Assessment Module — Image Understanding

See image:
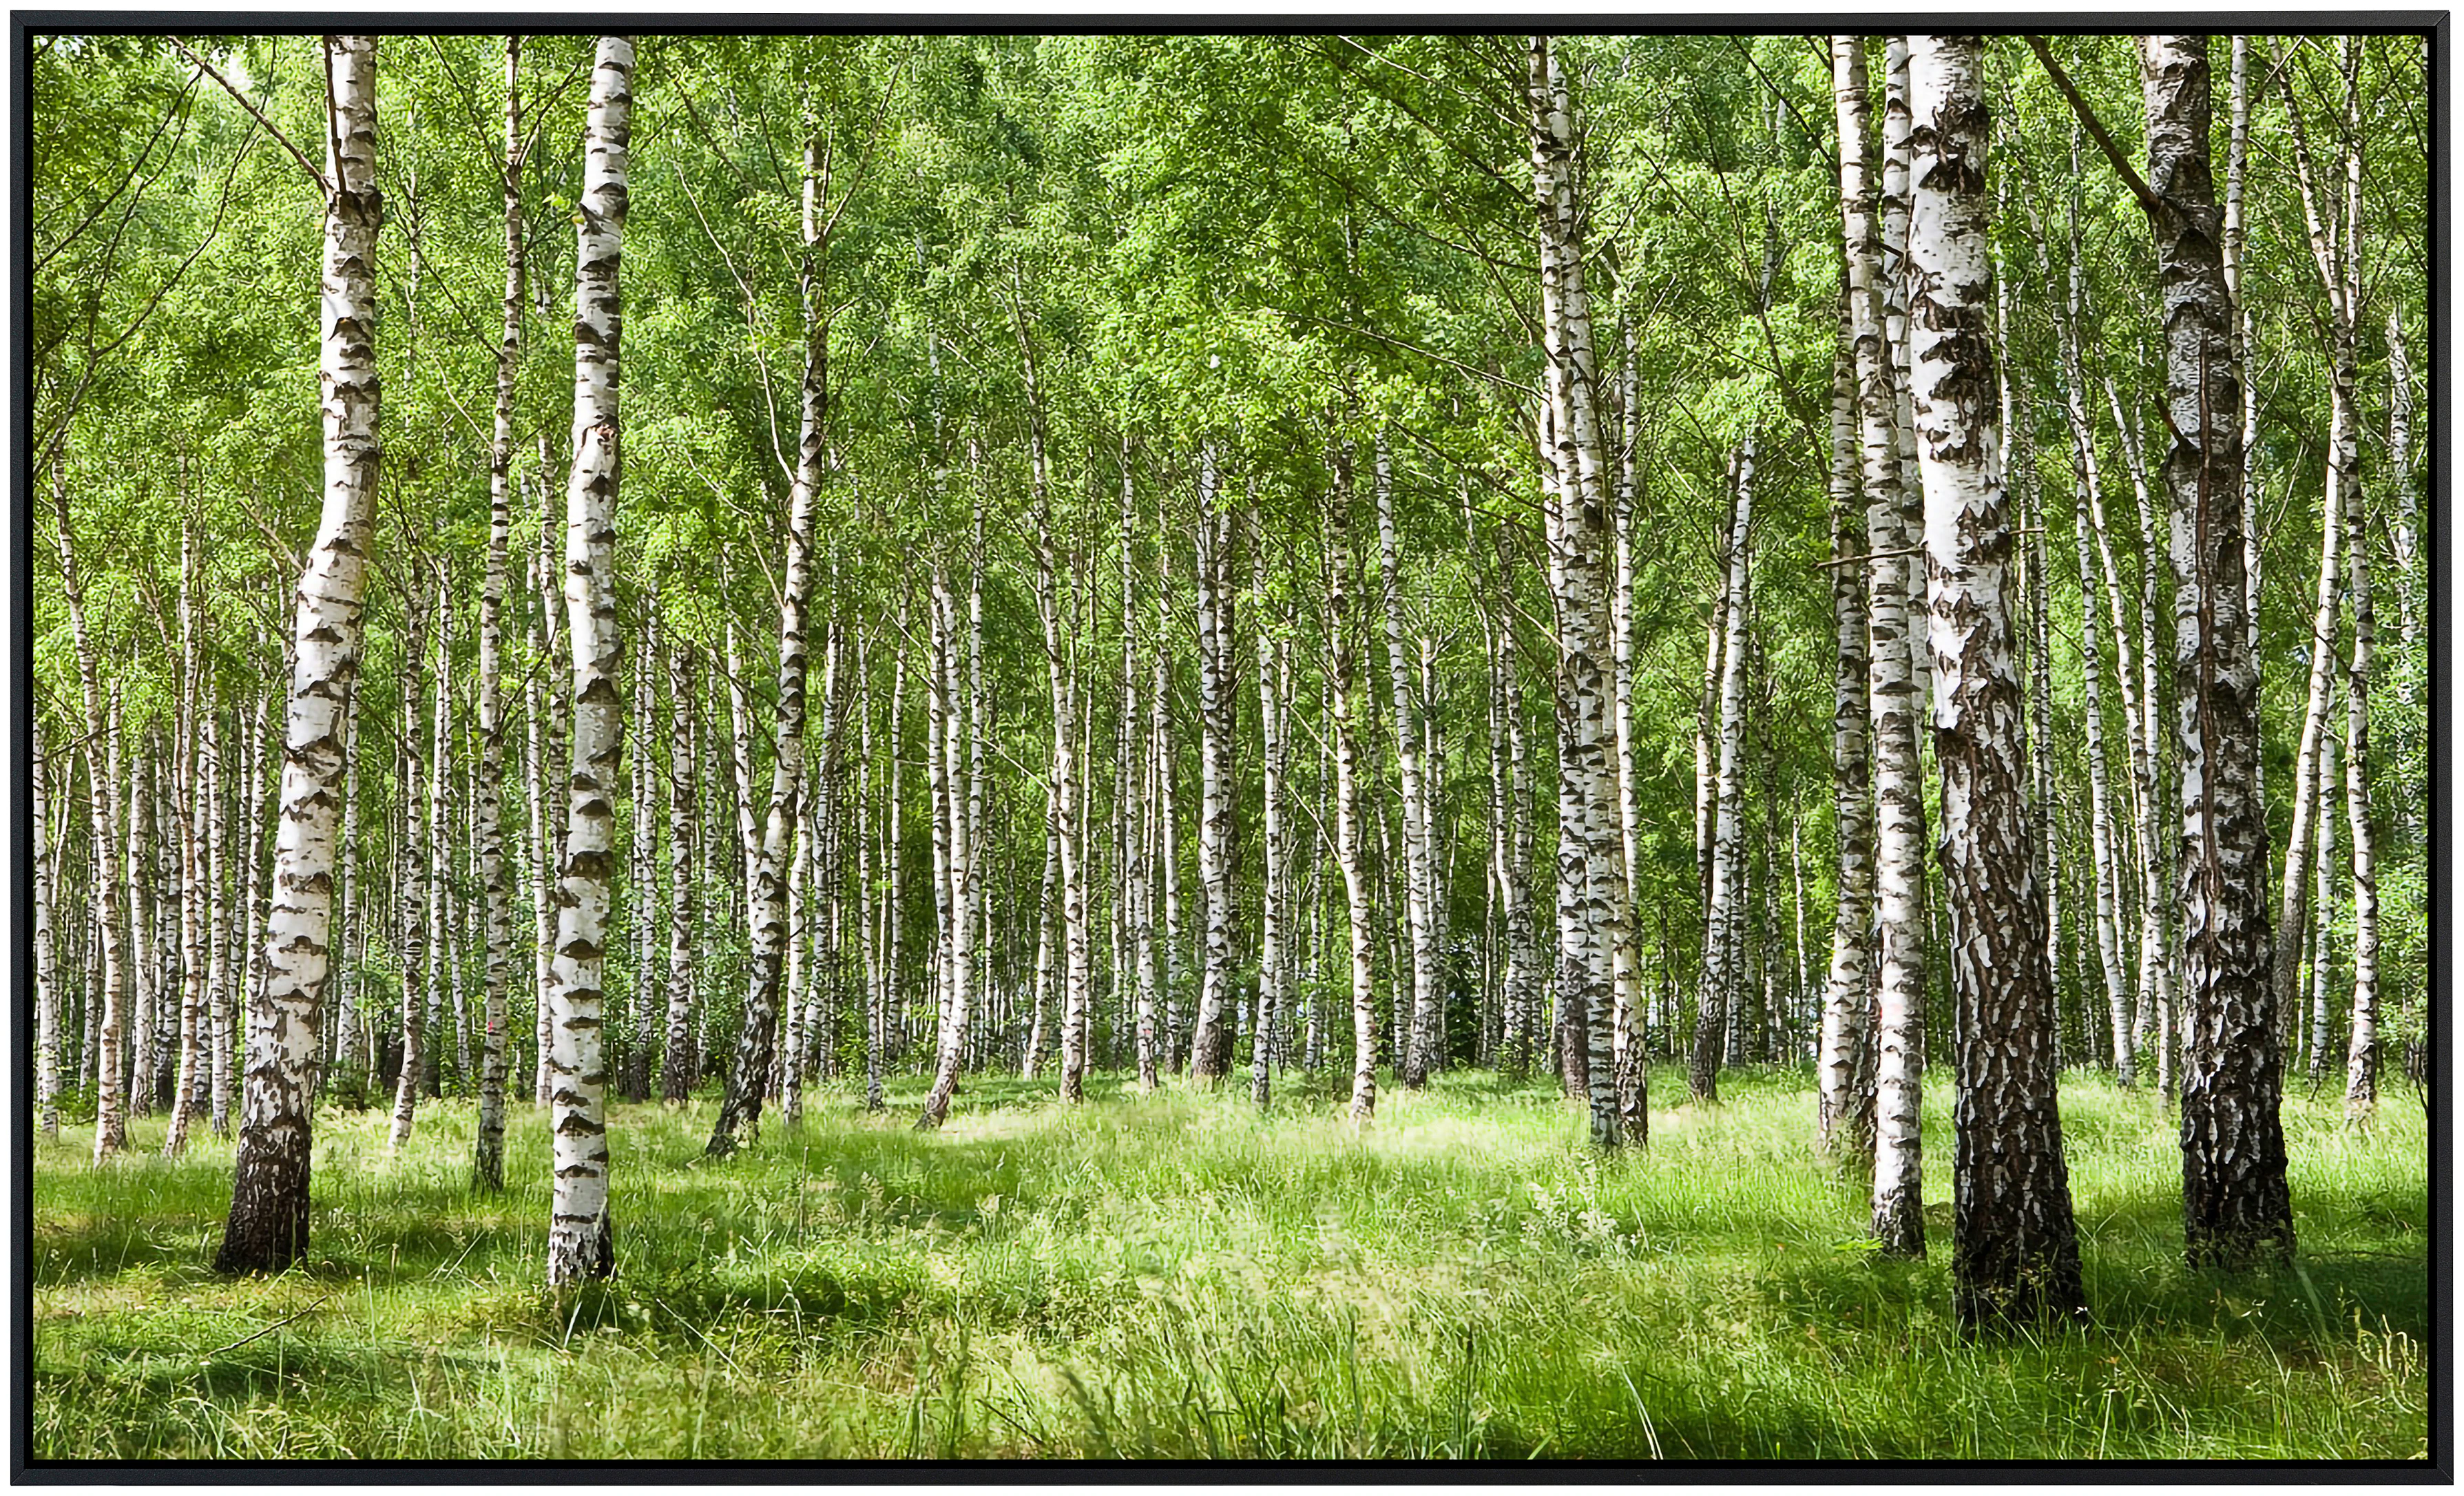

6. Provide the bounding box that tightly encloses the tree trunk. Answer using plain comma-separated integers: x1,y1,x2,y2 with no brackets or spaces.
2049,174,2138,1088
1530,34,1627,1150
1691,450,1752,1103
2098,377,2180,1100
2140,32,2293,1270
1375,435,1441,1088
1815,291,1875,1164
1835,33,1925,1254
388,595,432,1147
421,586,452,1102
2307,703,2341,1085
545,34,632,1287
470,32,522,1187
1190,446,1240,1085
214,34,382,1272
1252,537,1290,1110
709,113,829,1158
34,737,61,1137
1327,463,1378,1128
166,529,207,1156
664,641,700,1104
1907,34,2087,1329
920,561,979,1125
1121,446,1160,1093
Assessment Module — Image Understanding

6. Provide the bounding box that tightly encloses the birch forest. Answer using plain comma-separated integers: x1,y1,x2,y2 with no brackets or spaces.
27,29,2432,1464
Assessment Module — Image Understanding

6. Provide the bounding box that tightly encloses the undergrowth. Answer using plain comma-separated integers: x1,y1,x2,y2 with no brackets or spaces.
30,1065,2429,1461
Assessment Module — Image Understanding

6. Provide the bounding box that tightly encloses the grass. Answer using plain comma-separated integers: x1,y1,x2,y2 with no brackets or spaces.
30,1063,2429,1461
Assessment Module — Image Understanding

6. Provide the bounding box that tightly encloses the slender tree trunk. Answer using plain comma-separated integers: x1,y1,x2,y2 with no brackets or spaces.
1120,447,1160,1094
2053,180,2138,1086
2308,705,2341,1085
388,595,432,1147
470,32,522,1187
920,562,979,1125
1327,463,1378,1128
1253,539,1290,1110
1531,34,1627,1150
1153,521,1185,1068
545,34,632,1287
2139,32,2292,1269
1609,326,1647,1132
1190,447,1240,1085
1908,34,2086,1329
1816,295,1875,1163
34,738,61,1137
166,532,207,1156
1835,34,1925,1253
1691,451,1752,1103
2098,379,2180,1099
709,113,829,1158
1023,800,1059,1081
664,641,700,1103
215,34,381,1271
1375,435,1440,1088
421,587,452,1103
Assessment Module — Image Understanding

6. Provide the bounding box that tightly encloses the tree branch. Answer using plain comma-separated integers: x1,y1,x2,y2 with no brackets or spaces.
2023,35,2166,225
169,37,328,198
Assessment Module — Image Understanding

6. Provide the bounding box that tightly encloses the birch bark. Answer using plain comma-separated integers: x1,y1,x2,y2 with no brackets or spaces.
472,35,521,1185
1816,300,1875,1163
2141,32,2293,1269
1530,34,1627,1149
215,34,382,1271
1907,34,2086,1328
1835,33,1925,1251
1375,435,1440,1088
545,34,632,1286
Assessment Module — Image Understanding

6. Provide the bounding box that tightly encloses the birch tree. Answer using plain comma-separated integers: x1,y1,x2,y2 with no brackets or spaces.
1815,307,1875,1163
215,33,382,1274
545,33,632,1287
1529,33,1627,1150
2132,32,2293,1267
710,103,833,1157
1906,33,2085,1329
1834,32,1925,1252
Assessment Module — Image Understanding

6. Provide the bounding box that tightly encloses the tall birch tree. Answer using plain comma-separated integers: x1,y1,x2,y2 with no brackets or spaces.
215,33,382,1274
1906,33,2085,1329
544,33,632,1287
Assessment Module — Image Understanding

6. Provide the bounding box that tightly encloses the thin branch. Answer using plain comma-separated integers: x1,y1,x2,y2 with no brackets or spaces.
2023,36,2165,225
170,37,328,197
204,1296,332,1358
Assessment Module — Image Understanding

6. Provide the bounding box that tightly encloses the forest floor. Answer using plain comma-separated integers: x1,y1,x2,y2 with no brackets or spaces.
29,1063,2428,1462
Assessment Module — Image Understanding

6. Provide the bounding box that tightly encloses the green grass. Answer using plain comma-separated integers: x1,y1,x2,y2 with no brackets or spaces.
31,1065,2428,1460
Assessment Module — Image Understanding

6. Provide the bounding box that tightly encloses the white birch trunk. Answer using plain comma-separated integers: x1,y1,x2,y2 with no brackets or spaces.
545,34,631,1287
1530,34,1627,1150
472,32,522,1188
36,738,61,1136
1191,446,1240,1085
709,114,829,1156
1327,467,1378,1127
1815,290,1875,1163
1691,451,1751,1103
2142,33,2293,1268
215,34,381,1271
1835,33,1925,1251
1252,538,1289,1110
1907,34,2085,1327
1375,435,1440,1088
663,641,700,1103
